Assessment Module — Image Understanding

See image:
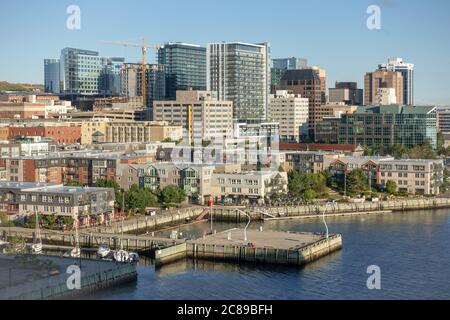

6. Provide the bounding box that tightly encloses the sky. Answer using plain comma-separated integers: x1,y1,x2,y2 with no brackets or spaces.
0,0,450,105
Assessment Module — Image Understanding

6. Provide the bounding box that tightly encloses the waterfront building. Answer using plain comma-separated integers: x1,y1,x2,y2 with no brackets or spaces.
364,69,403,106
325,156,443,195
378,57,414,105
328,82,363,105
336,105,438,149
378,159,443,195
158,43,207,100
116,163,215,204
268,90,309,142
153,90,233,143
207,42,270,123
275,67,327,140
210,170,288,205
280,151,342,174
0,182,115,222
44,59,60,94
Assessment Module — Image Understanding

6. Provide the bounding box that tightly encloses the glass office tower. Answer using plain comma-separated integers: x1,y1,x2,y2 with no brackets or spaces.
207,42,270,123
44,59,60,93
157,43,207,100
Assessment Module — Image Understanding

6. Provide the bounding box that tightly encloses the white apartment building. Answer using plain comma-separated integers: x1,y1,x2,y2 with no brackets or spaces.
153,90,233,143
211,170,288,205
269,90,308,142
378,159,443,195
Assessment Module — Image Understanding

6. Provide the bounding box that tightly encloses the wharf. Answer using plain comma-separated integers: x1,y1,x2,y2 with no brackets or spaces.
156,228,343,266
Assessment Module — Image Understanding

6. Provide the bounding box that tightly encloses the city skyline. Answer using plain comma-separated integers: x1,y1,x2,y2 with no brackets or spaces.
1,0,450,105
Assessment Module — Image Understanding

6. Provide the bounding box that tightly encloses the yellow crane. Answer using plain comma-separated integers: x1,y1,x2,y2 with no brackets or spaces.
98,39,161,107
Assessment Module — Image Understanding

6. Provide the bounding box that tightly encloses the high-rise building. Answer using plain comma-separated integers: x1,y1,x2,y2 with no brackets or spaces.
364,69,403,106
379,57,414,105
104,57,125,96
120,63,165,113
329,81,363,105
275,67,326,140
158,43,207,100
44,59,60,94
60,48,105,95
272,57,308,70
207,42,270,123
269,90,309,142
271,57,308,92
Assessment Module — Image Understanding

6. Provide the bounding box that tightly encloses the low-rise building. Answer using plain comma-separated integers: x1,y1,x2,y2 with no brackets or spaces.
0,182,115,224
210,170,288,205
280,151,342,174
153,90,233,143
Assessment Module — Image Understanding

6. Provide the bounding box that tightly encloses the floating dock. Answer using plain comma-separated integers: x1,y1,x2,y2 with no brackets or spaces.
155,229,343,267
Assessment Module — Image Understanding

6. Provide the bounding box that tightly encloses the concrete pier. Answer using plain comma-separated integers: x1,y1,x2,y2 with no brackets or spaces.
155,229,343,267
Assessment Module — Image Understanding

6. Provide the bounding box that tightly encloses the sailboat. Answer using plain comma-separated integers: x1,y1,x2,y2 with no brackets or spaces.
113,211,129,262
31,212,42,254
70,219,81,258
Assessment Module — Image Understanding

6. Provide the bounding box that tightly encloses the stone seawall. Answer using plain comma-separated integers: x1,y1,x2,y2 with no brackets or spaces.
210,198,450,222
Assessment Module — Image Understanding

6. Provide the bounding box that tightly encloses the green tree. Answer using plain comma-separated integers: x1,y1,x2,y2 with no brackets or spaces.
346,169,369,195
303,189,316,202
385,180,397,195
160,185,186,206
408,142,437,159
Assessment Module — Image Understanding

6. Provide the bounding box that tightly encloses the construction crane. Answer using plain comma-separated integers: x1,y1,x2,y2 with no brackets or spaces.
98,39,161,107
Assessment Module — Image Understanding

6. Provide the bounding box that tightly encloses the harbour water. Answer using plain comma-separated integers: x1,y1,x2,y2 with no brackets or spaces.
84,209,450,300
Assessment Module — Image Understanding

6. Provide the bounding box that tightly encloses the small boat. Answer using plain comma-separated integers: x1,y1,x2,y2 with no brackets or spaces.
70,247,81,258
31,243,43,254
114,249,129,263
32,212,43,254
97,243,111,258
128,252,139,263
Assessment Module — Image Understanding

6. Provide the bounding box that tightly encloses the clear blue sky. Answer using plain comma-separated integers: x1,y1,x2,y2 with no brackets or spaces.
1,0,450,105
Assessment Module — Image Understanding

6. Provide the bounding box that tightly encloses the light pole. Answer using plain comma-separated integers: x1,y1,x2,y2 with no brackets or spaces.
323,202,332,239
237,209,251,243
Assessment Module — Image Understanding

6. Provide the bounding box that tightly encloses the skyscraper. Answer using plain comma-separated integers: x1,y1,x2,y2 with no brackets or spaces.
271,57,308,92
157,43,207,100
104,57,125,96
379,57,414,105
59,48,123,96
207,42,270,123
44,59,60,94
364,69,403,106
275,67,326,140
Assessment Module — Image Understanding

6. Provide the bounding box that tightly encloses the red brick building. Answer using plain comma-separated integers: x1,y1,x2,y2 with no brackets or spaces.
8,125,81,144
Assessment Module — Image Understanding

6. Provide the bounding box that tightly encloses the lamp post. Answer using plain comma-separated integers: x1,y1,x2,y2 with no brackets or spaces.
237,209,251,243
